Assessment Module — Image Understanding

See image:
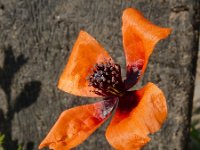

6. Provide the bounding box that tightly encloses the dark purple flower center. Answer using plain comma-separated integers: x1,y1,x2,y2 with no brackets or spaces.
88,60,124,97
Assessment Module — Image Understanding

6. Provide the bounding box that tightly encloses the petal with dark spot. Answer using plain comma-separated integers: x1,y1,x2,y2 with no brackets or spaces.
106,83,167,150
39,98,118,150
58,31,113,97
122,8,171,89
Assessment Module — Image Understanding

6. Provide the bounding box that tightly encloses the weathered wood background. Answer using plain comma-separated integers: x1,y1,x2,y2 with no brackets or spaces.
0,0,199,150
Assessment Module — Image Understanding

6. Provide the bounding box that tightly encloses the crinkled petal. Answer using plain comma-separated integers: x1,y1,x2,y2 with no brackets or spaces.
58,31,113,97
122,8,171,89
106,82,167,150
39,98,118,150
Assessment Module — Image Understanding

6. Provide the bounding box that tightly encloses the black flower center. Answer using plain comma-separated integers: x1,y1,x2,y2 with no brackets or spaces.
88,60,124,97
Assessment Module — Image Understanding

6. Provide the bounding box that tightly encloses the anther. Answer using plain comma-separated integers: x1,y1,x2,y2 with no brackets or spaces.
100,82,104,88
101,76,106,82
112,71,116,75
112,77,115,83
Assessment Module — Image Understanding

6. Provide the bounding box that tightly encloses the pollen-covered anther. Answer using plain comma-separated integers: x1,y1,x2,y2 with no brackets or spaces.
88,60,124,97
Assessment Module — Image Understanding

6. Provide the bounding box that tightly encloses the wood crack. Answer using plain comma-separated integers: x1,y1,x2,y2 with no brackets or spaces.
171,5,189,13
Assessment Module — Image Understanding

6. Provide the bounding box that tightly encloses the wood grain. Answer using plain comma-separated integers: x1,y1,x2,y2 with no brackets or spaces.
0,0,199,150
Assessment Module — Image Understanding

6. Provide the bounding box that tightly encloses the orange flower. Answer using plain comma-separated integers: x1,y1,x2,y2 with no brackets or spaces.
39,8,171,150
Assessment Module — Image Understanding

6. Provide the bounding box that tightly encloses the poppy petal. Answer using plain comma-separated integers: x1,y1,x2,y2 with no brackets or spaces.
39,98,118,150
122,8,171,89
105,82,167,150
58,31,113,97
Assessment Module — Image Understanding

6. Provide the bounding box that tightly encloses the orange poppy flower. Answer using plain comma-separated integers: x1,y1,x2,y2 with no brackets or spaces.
39,8,171,150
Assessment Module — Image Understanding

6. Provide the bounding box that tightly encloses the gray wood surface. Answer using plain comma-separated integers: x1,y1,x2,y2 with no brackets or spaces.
0,0,199,150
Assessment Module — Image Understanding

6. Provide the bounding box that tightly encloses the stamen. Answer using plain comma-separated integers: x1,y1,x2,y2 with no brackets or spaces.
88,59,124,97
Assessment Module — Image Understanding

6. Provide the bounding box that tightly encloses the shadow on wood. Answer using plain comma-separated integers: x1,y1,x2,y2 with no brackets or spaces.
0,47,41,150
